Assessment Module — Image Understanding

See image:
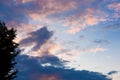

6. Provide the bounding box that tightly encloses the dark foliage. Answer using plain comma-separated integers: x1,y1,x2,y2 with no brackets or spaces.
0,21,20,80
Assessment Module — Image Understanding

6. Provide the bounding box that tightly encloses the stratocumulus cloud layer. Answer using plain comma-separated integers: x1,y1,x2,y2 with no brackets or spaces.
15,55,111,80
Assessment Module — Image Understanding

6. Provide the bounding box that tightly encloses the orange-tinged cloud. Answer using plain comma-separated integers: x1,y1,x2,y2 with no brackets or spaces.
64,8,107,34
85,16,98,26
26,0,78,20
39,74,61,80
29,13,40,20
14,0,78,21
31,41,61,57
17,23,36,33
16,23,41,43
86,8,94,13
11,0,108,35
48,44,60,54
14,36,21,43
67,26,84,34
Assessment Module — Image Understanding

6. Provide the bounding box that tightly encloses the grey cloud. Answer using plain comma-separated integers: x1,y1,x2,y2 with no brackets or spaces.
107,70,119,75
93,39,110,45
20,27,53,51
37,55,67,68
103,22,120,30
15,54,111,80
79,35,85,39
0,0,28,25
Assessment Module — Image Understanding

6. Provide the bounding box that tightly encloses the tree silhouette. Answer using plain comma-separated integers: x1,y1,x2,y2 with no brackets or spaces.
0,21,20,80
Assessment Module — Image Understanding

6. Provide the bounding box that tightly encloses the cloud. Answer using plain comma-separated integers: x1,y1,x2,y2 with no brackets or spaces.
0,0,78,30
93,39,110,45
108,3,120,11
32,41,61,56
0,0,114,35
14,0,78,19
37,55,67,68
80,47,106,53
15,0,33,4
58,47,106,56
15,54,111,80
103,22,120,30
79,35,86,40
107,70,120,80
107,70,118,75
108,2,120,19
0,0,28,24
28,13,41,20
20,27,53,51
38,74,61,80
64,8,107,34
55,47,107,63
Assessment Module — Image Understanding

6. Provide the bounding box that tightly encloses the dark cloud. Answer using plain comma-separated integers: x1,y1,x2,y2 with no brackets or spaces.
93,39,110,45
79,35,86,40
103,21,120,30
0,0,77,25
20,27,53,51
0,0,28,25
37,55,67,68
15,54,111,80
107,70,118,75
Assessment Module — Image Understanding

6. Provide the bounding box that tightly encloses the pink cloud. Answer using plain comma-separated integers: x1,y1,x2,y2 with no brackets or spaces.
31,41,61,57
67,26,84,34
64,8,108,34
38,74,61,80
108,3,120,11
84,16,99,26
28,13,40,20
25,0,78,20
13,0,78,22
108,2,120,18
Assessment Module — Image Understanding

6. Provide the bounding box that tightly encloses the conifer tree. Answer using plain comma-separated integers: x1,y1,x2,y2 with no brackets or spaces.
0,21,20,80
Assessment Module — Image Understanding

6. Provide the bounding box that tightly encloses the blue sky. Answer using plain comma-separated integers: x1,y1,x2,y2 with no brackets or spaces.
0,0,120,80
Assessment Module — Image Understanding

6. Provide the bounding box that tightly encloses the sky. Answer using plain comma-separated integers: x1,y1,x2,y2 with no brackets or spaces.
0,0,120,80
